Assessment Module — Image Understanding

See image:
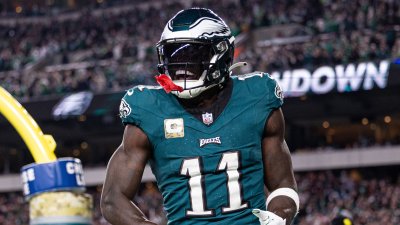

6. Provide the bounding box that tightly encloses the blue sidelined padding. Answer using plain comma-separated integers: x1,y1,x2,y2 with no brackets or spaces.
21,157,86,200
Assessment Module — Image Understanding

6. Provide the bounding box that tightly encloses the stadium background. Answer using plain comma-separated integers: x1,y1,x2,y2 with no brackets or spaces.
0,0,399,224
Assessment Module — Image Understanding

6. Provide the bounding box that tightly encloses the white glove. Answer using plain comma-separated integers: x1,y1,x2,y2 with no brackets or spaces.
252,209,286,225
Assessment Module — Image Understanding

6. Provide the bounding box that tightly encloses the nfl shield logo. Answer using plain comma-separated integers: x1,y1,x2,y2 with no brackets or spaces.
202,112,213,125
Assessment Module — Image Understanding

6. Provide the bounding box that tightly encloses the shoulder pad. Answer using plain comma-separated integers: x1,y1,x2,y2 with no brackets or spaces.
235,71,266,80
125,85,162,97
234,71,284,106
119,85,163,125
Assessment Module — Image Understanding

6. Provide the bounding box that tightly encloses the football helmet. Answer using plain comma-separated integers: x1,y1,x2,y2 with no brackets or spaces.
156,8,235,98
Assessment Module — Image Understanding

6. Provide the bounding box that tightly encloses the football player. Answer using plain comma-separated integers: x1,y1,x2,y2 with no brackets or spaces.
101,8,299,225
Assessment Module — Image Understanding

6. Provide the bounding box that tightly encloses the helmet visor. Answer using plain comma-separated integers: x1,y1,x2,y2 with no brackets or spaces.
159,42,214,80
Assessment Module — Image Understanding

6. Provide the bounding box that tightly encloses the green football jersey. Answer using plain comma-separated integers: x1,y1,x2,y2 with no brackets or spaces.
119,72,283,225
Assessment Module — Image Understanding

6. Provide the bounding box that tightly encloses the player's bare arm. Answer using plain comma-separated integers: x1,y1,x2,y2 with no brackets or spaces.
260,108,298,225
101,125,156,225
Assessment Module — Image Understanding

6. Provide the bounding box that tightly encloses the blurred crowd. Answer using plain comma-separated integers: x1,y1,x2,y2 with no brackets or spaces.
0,0,399,99
237,0,400,72
296,169,400,225
0,168,399,224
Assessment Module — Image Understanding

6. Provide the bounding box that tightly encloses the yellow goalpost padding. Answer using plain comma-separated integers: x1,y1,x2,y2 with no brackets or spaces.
0,86,57,163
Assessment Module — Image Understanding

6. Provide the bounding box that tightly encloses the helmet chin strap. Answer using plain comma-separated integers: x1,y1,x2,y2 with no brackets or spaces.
156,61,247,98
174,83,218,99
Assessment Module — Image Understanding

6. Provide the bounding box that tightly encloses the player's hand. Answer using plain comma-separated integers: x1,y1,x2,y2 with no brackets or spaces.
252,209,286,225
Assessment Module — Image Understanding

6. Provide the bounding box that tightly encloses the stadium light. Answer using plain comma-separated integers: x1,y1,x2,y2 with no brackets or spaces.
384,116,392,124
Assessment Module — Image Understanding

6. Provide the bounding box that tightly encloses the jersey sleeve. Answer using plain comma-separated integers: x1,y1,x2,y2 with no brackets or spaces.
119,88,141,126
262,72,284,109
246,72,283,134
